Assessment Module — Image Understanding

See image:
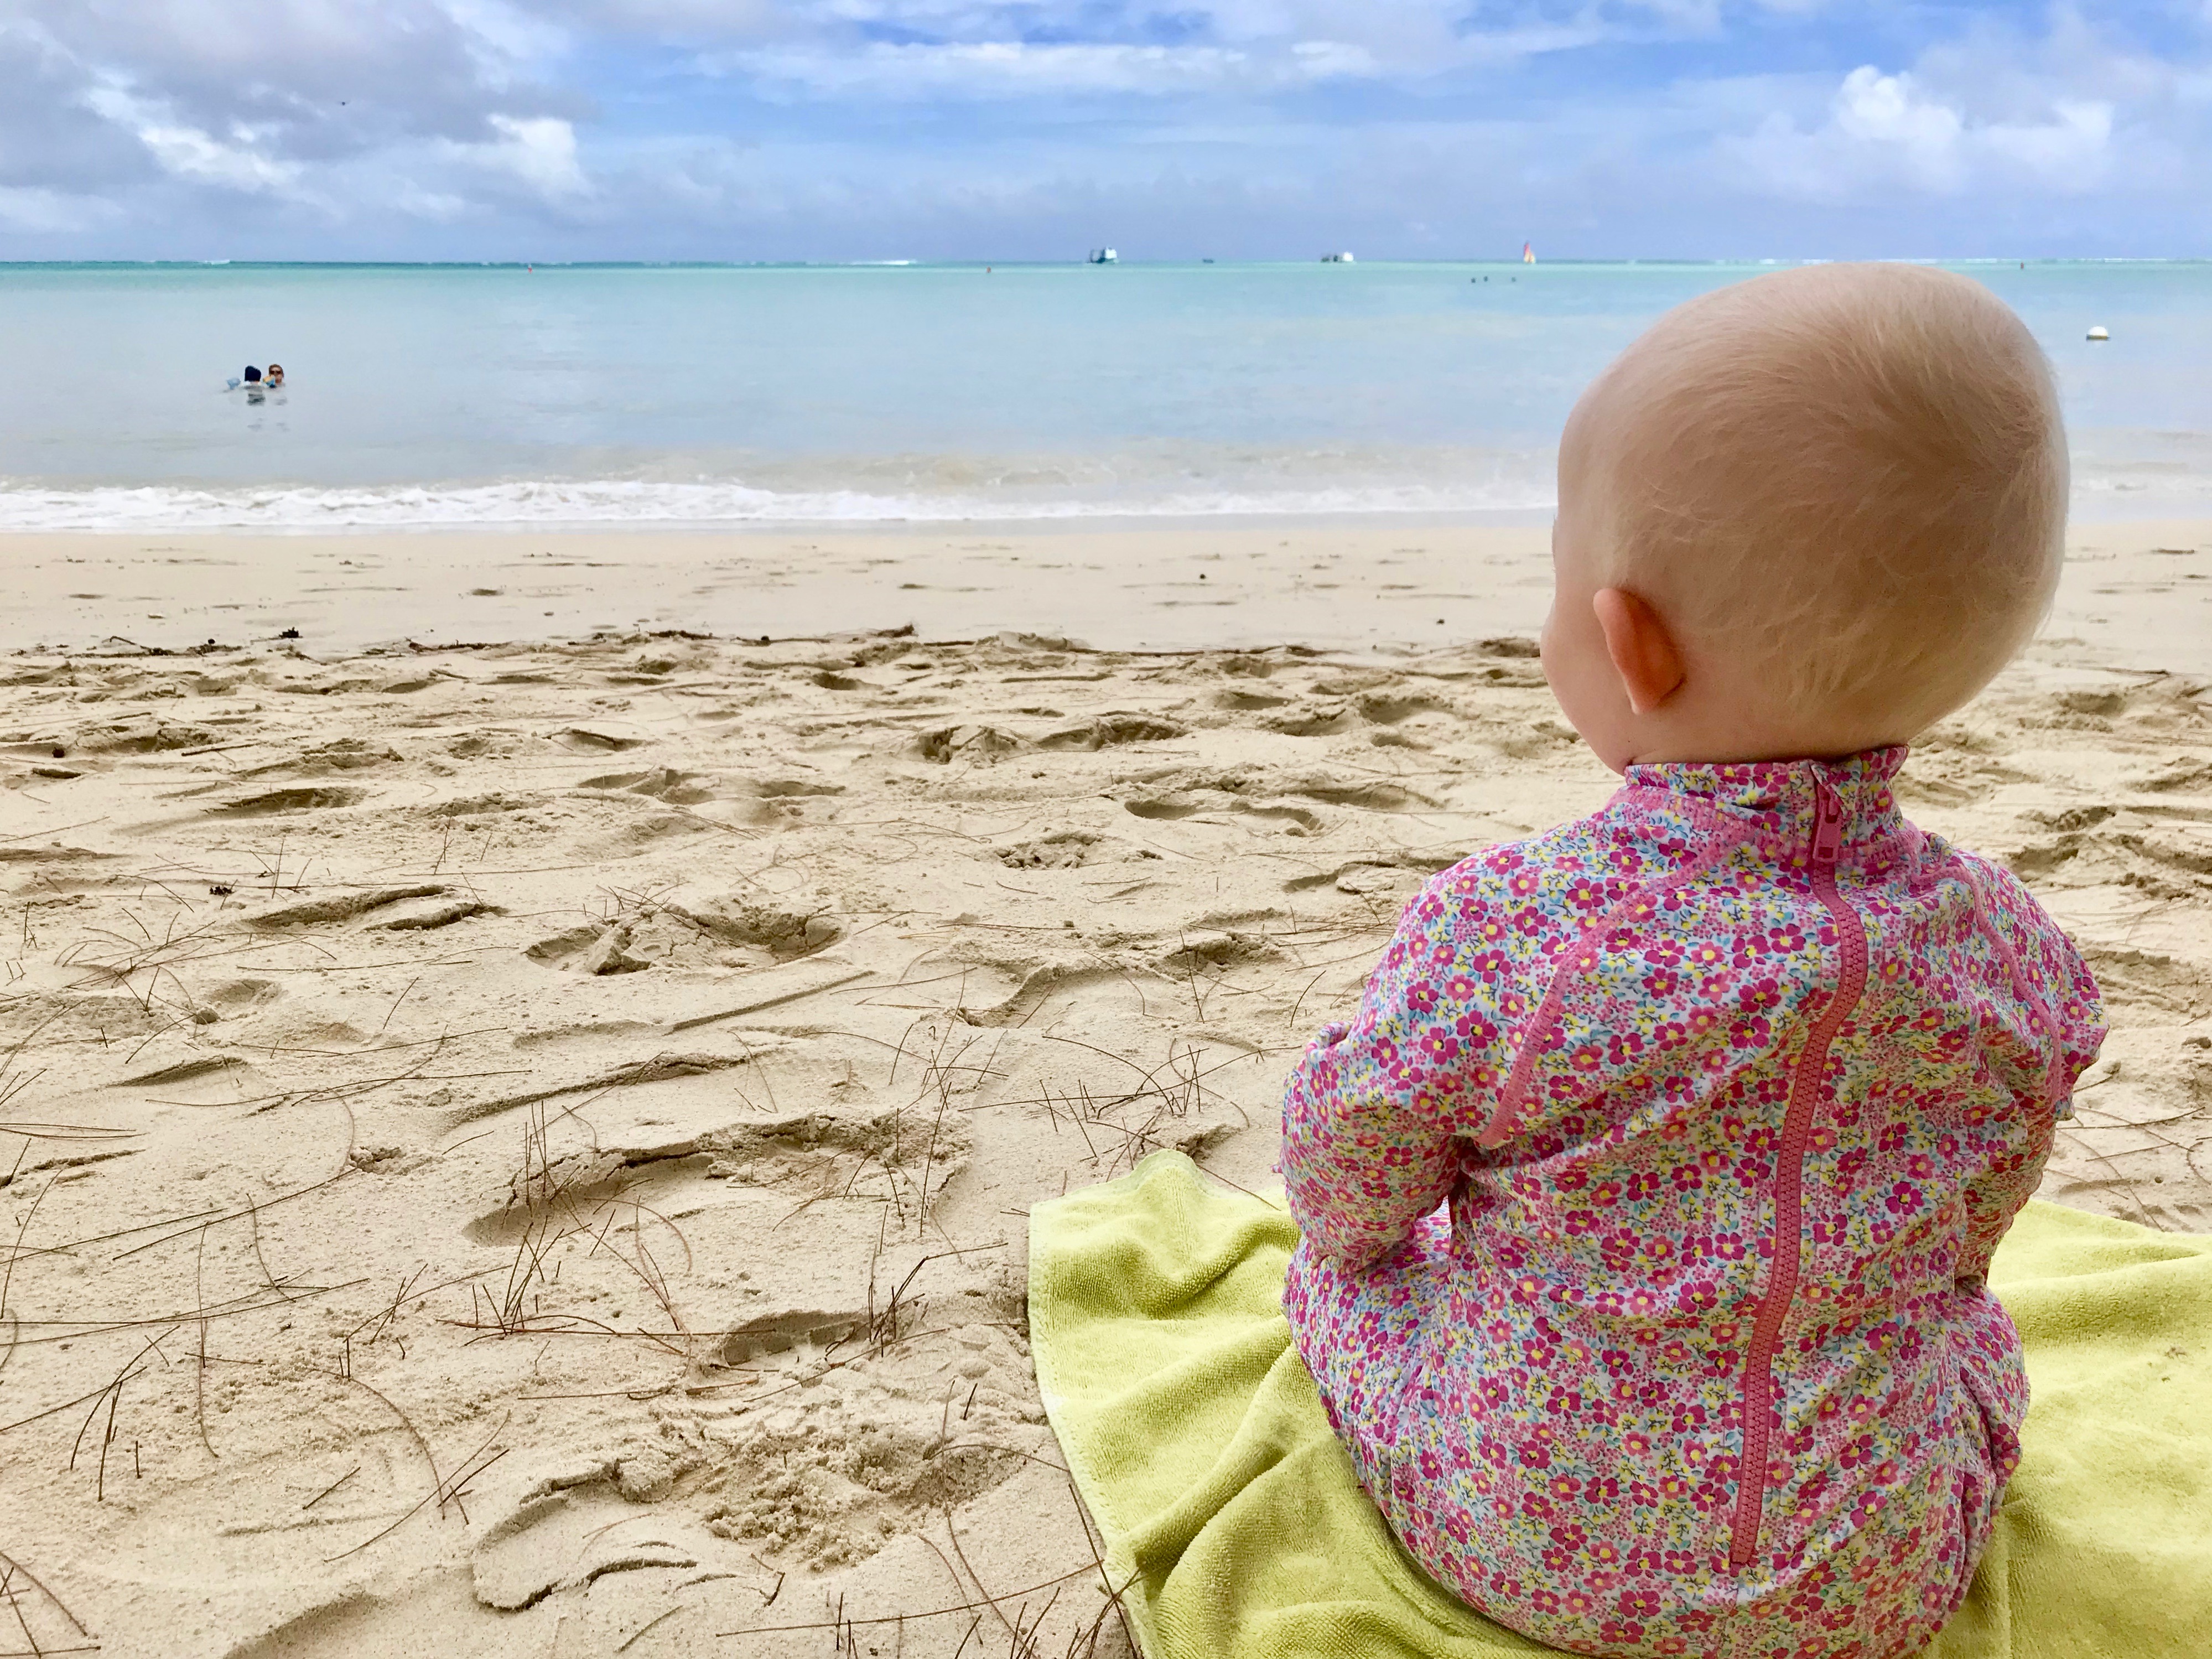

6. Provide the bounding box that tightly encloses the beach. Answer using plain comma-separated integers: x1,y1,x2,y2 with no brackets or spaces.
2,514,2210,666
4,250,2212,1659
0,517,2206,1657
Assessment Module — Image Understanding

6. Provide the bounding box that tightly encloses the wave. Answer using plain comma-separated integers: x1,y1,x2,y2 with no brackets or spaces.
0,475,1560,531
3,438,2199,531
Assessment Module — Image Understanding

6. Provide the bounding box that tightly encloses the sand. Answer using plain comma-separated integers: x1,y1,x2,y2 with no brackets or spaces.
0,519,2205,1658
2,514,2209,668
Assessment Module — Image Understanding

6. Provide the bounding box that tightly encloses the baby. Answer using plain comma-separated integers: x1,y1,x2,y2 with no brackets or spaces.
1279,264,2106,1659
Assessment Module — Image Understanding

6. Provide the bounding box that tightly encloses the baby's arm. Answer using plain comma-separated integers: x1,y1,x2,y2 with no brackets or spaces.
1955,861,2108,1285
1280,876,1493,1272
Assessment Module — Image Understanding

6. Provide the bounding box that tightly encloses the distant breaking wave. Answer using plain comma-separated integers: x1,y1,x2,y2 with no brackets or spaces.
0,440,2197,530
0,476,1560,531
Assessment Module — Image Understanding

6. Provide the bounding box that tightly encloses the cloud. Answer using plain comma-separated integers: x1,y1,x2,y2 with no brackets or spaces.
722,39,1373,98
136,122,310,193
1725,61,2118,200
0,0,2208,258
81,85,312,196
0,183,116,232
469,113,590,195
1833,68,1966,185
703,1,1622,96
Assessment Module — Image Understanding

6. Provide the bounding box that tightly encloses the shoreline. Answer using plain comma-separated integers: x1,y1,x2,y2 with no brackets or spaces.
2,515,2210,673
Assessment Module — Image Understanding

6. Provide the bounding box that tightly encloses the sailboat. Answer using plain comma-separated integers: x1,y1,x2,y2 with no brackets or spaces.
1522,241,1535,265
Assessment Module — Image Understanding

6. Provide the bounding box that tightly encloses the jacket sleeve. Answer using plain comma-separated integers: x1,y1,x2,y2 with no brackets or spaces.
1955,859,2107,1285
1279,865,1514,1271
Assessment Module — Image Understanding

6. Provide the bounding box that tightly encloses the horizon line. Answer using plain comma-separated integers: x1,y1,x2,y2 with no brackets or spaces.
4,255,2211,272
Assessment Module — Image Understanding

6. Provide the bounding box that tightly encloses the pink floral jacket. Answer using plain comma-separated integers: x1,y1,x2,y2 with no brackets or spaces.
1280,750,2104,1659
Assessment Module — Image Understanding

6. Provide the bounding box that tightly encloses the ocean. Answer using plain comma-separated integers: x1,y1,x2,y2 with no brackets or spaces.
1,259,2206,530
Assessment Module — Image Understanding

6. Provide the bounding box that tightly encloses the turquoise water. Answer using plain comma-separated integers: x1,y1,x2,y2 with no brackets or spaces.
0,260,2204,527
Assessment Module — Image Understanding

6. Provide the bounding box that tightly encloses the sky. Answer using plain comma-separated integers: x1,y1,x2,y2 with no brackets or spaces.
2,1,2209,262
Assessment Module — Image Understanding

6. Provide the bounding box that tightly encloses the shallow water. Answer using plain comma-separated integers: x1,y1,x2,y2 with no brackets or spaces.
0,259,2203,527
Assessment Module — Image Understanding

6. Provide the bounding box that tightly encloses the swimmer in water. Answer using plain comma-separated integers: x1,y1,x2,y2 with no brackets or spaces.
265,363,285,388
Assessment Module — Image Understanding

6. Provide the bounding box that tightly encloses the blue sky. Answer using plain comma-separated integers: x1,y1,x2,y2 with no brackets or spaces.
2,1,2208,261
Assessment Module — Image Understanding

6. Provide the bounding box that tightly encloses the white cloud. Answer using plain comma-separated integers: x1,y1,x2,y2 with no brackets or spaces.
1983,98,2114,172
393,183,471,219
82,84,309,195
725,39,1387,98
1288,39,1378,77
712,1,1616,95
1832,67,1964,186
1725,63,2116,199
137,123,307,193
0,184,116,232
472,113,589,195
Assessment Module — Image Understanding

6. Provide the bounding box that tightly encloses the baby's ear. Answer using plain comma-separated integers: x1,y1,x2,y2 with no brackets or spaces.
1592,588,1686,715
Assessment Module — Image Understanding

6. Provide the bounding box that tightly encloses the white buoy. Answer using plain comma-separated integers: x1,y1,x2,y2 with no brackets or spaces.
2087,325,2110,341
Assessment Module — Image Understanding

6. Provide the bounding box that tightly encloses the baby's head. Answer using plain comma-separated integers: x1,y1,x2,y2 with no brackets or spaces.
1542,263,2065,770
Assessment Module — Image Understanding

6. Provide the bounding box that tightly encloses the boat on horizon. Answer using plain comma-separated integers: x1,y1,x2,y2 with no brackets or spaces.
1087,247,1118,264
1321,251,1355,263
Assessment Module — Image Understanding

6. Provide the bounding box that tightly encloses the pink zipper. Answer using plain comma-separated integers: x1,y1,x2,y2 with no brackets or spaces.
1728,775,1868,1572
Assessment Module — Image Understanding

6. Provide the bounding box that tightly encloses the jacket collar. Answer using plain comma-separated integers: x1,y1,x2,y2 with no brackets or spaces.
1618,746,1909,849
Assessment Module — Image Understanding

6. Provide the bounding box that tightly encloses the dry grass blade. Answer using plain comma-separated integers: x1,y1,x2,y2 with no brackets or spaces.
715,1564,1106,1638
0,1543,98,1659
66,1328,174,1498
324,1413,508,1562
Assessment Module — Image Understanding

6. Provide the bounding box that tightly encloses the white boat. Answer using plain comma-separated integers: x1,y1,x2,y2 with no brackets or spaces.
1321,251,1355,263
1087,247,1118,264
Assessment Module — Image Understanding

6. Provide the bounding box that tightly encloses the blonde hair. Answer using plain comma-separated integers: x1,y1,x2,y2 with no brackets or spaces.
1573,263,2066,737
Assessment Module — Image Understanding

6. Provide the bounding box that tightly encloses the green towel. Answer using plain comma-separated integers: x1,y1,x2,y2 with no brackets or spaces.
1029,1152,2212,1659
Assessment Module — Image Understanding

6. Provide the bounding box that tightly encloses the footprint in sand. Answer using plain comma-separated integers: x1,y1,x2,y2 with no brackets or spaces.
918,723,1026,763
523,901,843,976
1262,703,1357,736
1124,797,1200,820
555,727,646,753
207,786,366,816
576,766,716,805
996,831,1107,868
1037,713,1185,750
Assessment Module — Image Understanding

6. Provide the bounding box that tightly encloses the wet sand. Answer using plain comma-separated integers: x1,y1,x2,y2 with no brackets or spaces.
2,516,2209,672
